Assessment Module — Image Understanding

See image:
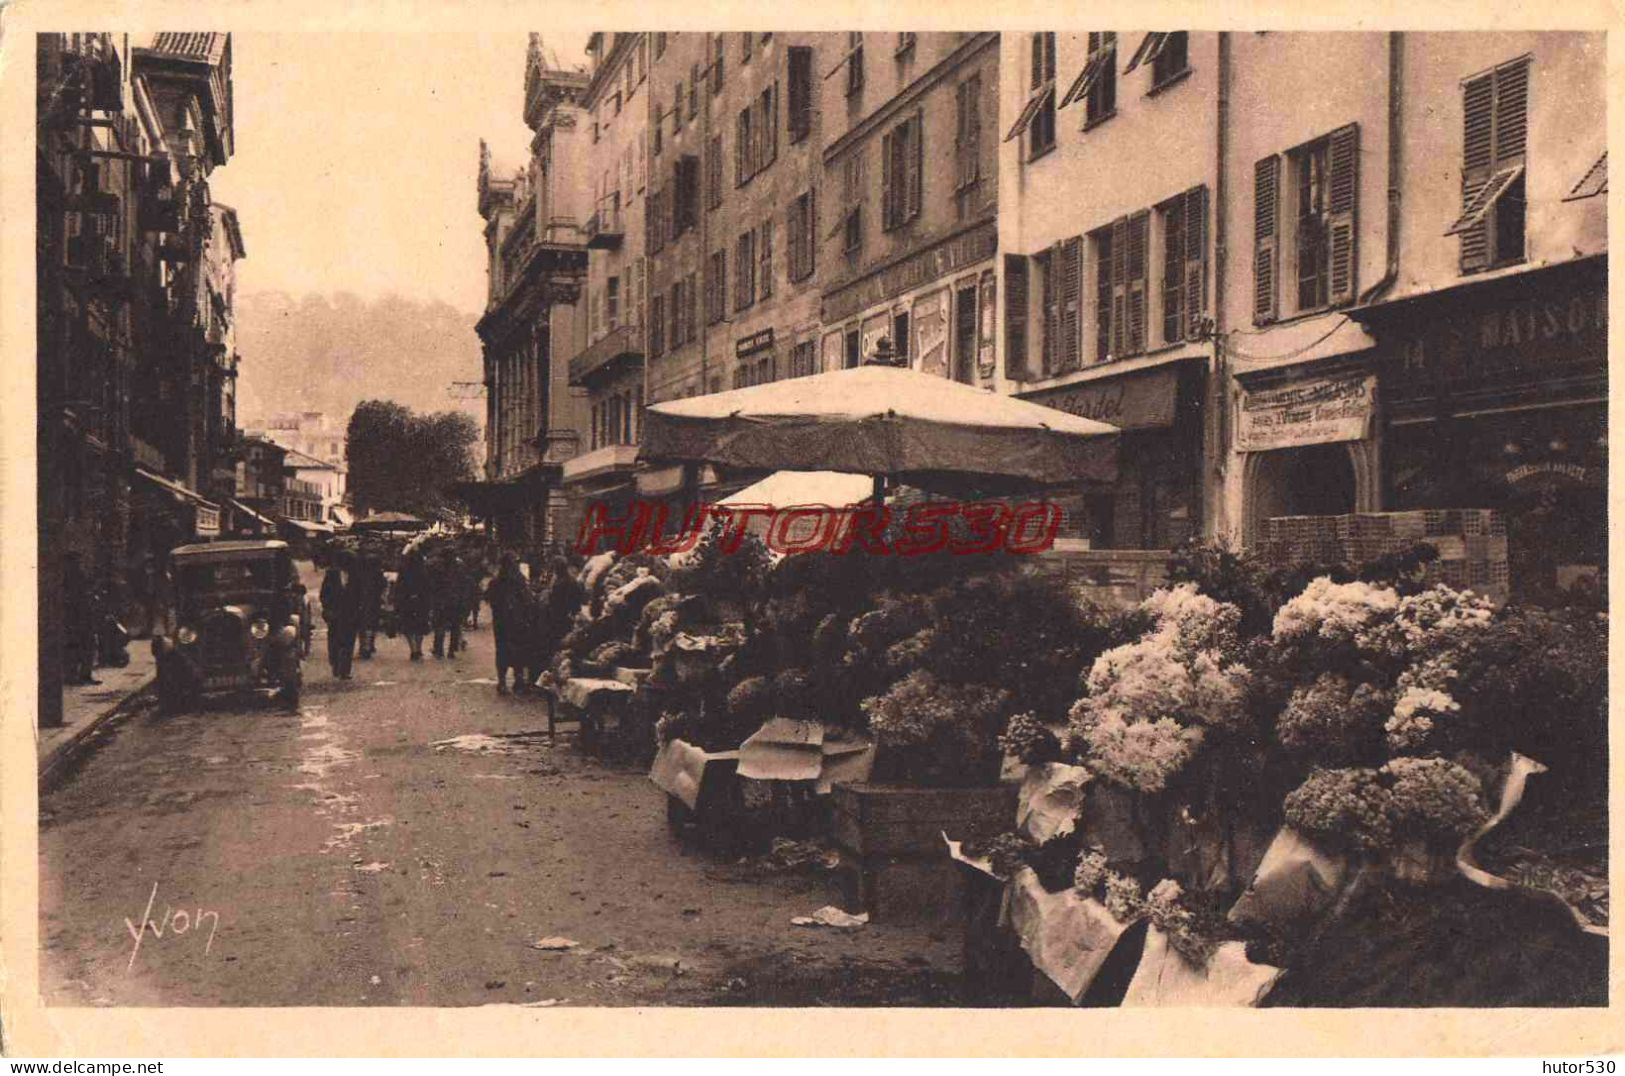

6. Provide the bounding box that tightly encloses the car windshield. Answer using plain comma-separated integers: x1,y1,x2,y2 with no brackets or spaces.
177,559,279,600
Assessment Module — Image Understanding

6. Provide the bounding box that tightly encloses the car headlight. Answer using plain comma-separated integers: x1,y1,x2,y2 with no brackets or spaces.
176,626,198,646
250,619,270,640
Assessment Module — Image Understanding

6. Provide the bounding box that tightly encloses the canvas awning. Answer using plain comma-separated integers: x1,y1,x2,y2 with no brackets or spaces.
717,470,876,509
227,498,275,528
642,363,1119,491
134,466,221,535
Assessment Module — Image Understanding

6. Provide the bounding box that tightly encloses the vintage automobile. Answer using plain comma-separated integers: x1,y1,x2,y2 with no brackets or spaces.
152,540,304,713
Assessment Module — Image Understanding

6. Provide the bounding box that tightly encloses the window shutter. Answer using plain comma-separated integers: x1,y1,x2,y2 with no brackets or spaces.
1110,216,1128,357
881,130,895,229
1327,123,1359,306
910,109,924,221
1162,196,1186,344
767,83,779,166
1493,59,1529,165
1184,186,1208,338
1126,211,1148,355
1253,155,1280,325
1004,254,1029,381
1458,72,1495,272
1039,247,1057,375
1059,235,1083,372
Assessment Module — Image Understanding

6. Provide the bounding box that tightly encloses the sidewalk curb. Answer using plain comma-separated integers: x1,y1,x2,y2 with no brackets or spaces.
38,675,157,792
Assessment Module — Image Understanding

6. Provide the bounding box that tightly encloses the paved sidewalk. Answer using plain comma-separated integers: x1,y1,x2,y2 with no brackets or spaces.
38,645,157,785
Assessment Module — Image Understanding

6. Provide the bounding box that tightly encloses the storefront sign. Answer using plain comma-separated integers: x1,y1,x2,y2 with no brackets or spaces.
735,328,775,357
913,289,950,378
822,220,998,324
1025,365,1182,431
1237,374,1375,452
1385,277,1606,412
194,505,221,537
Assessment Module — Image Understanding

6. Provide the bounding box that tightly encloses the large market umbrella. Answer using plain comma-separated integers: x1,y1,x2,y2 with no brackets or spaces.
641,362,1119,495
717,470,876,509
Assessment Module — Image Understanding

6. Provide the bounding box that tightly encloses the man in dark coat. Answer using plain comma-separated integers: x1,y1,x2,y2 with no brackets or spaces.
525,556,585,691
484,553,531,695
397,548,431,661
431,553,466,659
320,552,361,679
354,553,386,659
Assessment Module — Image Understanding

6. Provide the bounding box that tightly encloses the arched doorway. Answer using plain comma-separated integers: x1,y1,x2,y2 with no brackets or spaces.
1246,442,1358,544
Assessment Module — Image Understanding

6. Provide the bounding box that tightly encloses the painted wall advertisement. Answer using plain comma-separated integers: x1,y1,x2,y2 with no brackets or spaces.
1236,374,1376,452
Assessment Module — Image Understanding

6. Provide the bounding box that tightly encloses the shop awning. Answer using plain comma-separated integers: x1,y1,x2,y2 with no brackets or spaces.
718,470,875,509
280,517,335,536
134,466,221,535
227,498,275,528
330,505,354,528
1020,362,1190,431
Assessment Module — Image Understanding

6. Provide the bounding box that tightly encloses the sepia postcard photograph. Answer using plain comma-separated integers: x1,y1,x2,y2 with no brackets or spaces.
0,0,1619,1059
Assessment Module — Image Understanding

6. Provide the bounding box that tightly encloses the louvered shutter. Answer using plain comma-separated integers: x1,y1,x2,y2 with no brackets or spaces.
1184,186,1208,338
1253,155,1280,324
767,83,780,166
1039,246,1057,375
1126,212,1149,355
1058,235,1083,372
1327,123,1359,306
1460,73,1494,272
1162,196,1186,344
1004,254,1029,381
1110,216,1128,357
1494,59,1529,165
881,130,895,229
910,110,924,221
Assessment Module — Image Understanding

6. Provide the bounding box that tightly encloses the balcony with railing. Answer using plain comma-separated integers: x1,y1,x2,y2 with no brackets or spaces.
568,322,643,387
584,198,624,250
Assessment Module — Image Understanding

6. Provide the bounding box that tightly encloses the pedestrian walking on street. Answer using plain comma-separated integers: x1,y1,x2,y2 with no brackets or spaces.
320,552,361,680
355,552,386,659
397,547,431,661
484,552,532,695
430,553,466,659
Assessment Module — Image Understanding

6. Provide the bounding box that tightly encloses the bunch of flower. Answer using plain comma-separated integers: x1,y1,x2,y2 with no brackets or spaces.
726,675,775,724
1282,767,1394,852
998,712,1063,765
846,594,934,657
1355,585,1496,662
859,669,1009,749
1276,673,1391,762
1384,685,1462,753
884,626,938,672
1272,577,1401,647
1145,879,1219,966
655,710,693,747
1382,756,1489,842
1064,709,1203,793
1103,873,1146,922
965,831,1037,880
1072,847,1111,892
1065,587,1251,791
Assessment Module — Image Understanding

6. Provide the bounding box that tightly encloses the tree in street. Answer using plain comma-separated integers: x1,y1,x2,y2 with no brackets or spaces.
346,400,478,519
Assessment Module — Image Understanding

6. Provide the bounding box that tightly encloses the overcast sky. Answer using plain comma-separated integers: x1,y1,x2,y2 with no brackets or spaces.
209,32,592,316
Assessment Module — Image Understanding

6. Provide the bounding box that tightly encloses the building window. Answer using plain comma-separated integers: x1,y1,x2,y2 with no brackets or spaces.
1124,32,1189,92
839,153,864,257
690,64,700,117
1449,56,1530,273
758,84,778,173
758,219,774,299
882,109,924,231
735,105,753,186
844,327,861,368
1004,254,1030,381
846,32,864,97
607,275,621,330
790,340,816,378
1291,124,1357,314
650,294,665,357
674,154,700,236
735,230,756,312
1005,34,1056,159
669,282,683,348
711,34,725,93
707,248,727,325
788,46,814,143
742,32,753,64
1034,236,1082,375
1083,32,1117,125
1293,137,1332,312
673,83,684,132
788,189,816,282
892,309,910,364
706,134,723,210
1092,212,1149,362
843,205,863,258
954,75,983,219
1159,187,1207,344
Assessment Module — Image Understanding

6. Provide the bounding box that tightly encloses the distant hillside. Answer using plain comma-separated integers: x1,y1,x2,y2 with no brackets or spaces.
234,291,486,432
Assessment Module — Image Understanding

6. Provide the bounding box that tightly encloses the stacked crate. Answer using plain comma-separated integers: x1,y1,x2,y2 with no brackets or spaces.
1263,510,1508,602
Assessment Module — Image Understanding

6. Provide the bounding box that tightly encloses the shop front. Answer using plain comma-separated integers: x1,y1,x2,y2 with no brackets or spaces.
1234,366,1381,544
1023,358,1205,550
821,219,999,383
1353,257,1607,604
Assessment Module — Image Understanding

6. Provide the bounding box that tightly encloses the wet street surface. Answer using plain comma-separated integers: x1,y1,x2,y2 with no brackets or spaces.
40,618,959,1007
